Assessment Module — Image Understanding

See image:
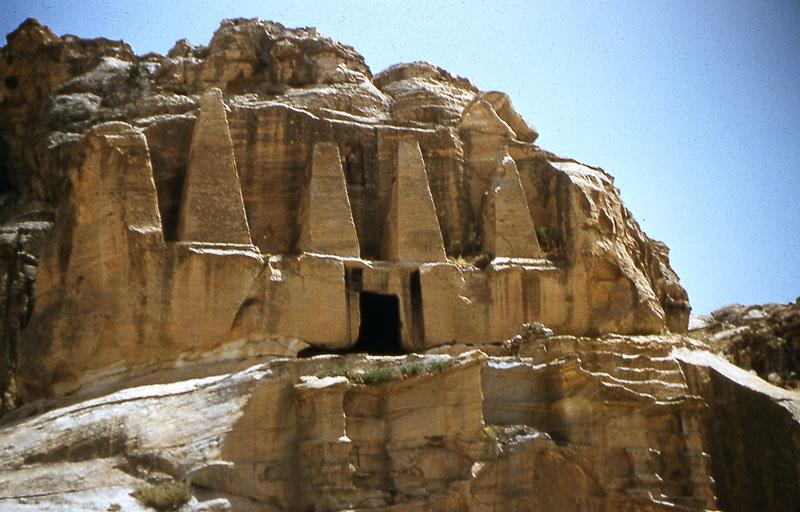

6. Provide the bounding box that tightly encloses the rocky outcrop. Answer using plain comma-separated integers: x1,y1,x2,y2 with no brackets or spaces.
677,347,800,512
0,18,690,399
4,17,792,512
0,219,50,413
689,300,800,388
1,335,798,511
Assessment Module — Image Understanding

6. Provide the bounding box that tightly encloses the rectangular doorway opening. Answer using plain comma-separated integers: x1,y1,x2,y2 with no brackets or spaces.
353,292,404,355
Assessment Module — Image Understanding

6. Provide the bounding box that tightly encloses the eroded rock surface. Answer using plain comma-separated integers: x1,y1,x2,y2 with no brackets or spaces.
2,335,798,511
689,299,800,389
0,18,689,398
0,17,794,512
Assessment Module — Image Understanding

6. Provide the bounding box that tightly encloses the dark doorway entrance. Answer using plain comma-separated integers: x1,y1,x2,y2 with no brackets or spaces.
296,291,405,357
352,292,403,354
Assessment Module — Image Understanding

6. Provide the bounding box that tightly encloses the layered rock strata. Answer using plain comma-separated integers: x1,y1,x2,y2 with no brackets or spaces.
0,18,689,398
1,335,798,511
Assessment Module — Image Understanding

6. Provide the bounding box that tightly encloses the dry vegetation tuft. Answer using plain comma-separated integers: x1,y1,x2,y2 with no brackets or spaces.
132,480,191,511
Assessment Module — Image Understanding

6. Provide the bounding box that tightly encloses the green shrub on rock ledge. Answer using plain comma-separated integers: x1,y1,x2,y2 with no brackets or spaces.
132,479,191,512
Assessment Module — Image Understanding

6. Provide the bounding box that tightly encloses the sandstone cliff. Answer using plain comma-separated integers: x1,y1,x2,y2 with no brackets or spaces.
0,18,797,512
0,18,689,399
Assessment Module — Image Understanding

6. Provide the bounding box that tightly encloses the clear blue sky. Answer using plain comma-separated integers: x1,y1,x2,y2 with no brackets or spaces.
2,0,799,314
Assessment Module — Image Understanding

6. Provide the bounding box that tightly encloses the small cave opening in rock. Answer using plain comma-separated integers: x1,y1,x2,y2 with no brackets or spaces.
298,292,404,358
354,292,403,355
0,140,17,196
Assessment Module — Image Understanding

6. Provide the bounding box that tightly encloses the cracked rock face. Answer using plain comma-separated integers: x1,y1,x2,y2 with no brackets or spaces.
0,18,796,512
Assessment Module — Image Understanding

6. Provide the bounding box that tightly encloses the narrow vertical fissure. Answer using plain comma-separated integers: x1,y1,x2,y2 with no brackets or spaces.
157,166,186,242
409,270,425,349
